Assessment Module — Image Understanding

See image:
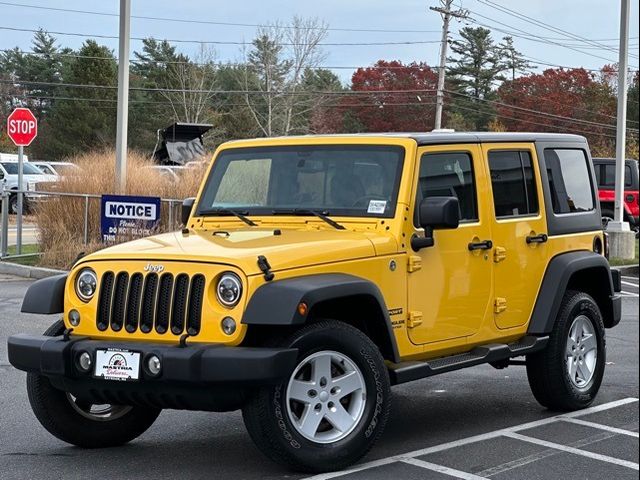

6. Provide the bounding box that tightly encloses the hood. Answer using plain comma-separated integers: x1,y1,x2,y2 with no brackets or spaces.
81,227,393,276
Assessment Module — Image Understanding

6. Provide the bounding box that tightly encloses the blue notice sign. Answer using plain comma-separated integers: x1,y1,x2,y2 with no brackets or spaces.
100,194,161,243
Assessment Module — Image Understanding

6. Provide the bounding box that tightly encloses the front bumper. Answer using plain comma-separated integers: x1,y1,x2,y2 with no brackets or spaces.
8,334,298,411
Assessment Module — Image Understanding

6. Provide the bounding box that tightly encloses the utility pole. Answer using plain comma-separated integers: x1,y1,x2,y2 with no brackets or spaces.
431,0,467,130
115,0,131,194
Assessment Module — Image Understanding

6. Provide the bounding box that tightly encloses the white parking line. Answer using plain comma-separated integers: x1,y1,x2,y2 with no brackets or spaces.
560,417,640,438
622,281,639,288
503,432,639,470
621,291,639,297
401,458,489,479
302,398,639,480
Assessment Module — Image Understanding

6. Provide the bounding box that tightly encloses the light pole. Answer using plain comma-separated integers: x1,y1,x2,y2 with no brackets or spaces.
115,0,131,194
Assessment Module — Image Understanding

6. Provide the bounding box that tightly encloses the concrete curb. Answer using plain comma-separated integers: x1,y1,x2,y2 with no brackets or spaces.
613,264,639,276
0,261,66,279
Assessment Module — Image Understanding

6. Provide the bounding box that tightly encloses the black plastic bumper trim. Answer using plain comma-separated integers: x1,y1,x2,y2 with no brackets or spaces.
7,334,298,385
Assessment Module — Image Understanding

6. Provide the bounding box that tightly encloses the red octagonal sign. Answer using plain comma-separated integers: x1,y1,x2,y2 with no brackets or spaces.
7,107,38,147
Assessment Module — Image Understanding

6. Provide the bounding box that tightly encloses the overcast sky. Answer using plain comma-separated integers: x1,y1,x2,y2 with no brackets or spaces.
0,0,638,83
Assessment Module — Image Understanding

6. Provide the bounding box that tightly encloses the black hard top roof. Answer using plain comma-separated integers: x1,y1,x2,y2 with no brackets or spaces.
258,131,587,146
362,131,586,145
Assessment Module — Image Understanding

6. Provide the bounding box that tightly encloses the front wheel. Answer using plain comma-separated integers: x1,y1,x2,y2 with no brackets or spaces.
526,290,606,411
242,320,391,473
26,320,161,448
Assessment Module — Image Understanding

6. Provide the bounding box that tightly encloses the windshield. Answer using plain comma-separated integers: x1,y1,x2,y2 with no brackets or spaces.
197,145,405,218
1,162,43,175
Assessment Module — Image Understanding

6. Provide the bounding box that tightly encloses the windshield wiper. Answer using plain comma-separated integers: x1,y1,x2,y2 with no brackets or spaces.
199,208,257,227
273,208,345,230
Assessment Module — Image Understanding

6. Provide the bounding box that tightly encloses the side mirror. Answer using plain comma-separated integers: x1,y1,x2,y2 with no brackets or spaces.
181,197,196,226
411,196,460,251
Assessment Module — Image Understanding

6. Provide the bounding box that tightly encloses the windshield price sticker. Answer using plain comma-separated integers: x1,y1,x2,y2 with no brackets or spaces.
367,200,387,214
100,194,161,243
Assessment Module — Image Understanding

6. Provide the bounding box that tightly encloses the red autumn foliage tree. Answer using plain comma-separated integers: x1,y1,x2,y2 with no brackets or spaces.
496,68,618,153
311,60,438,133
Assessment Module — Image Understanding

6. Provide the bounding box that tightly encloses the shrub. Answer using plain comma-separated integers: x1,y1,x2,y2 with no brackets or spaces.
34,149,206,269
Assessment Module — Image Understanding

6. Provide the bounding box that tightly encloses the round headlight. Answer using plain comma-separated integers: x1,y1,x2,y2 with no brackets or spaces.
217,272,242,307
75,268,97,302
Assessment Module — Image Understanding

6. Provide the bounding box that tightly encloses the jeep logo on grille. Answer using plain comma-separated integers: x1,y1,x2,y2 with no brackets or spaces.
144,263,165,273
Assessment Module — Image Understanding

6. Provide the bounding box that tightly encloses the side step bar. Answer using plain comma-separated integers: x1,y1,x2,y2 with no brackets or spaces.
388,335,549,385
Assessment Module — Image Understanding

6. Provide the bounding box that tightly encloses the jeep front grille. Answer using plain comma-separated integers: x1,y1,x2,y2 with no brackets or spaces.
97,271,206,336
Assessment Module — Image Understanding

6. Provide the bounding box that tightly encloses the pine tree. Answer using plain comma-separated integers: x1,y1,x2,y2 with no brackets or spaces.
43,40,117,159
447,27,507,130
499,36,532,81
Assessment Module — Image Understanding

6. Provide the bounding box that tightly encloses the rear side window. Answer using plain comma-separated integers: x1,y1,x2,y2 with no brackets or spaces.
488,151,538,217
601,164,633,188
544,149,595,214
418,152,478,222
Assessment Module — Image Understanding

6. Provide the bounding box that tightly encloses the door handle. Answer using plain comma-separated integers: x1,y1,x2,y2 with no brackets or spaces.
468,239,493,251
526,233,548,244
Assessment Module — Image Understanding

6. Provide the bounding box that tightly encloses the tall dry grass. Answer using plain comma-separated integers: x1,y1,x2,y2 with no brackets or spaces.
35,149,206,269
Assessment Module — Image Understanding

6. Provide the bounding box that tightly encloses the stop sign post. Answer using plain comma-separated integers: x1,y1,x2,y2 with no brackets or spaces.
6,107,38,254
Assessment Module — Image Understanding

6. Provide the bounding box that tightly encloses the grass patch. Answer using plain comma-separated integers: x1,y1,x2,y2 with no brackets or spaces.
609,239,639,266
3,244,41,266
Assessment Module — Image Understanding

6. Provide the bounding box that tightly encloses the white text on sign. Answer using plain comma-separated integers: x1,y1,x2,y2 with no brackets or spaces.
8,119,36,135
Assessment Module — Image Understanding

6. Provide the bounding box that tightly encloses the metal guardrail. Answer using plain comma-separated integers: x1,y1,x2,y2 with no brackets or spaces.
0,188,184,260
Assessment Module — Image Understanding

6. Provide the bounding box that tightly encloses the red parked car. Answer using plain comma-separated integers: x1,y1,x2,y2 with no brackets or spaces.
592,157,639,230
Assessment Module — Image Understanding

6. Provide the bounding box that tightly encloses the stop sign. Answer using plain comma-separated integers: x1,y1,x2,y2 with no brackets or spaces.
7,107,38,146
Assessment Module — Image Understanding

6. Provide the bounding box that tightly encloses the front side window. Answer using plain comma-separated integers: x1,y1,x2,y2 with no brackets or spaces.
544,149,595,214
488,150,538,218
417,152,478,223
198,145,405,218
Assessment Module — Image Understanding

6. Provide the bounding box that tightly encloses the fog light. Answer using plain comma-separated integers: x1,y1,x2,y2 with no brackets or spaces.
147,355,162,376
221,317,237,335
68,309,81,326
78,352,92,372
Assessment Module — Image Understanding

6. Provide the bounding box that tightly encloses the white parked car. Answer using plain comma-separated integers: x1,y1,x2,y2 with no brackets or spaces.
31,161,80,177
0,161,57,214
142,165,187,184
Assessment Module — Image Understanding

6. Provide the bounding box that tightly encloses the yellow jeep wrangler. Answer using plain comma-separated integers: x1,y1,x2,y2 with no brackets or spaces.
8,133,622,472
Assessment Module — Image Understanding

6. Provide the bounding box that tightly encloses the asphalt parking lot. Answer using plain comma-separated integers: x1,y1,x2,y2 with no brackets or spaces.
0,273,637,480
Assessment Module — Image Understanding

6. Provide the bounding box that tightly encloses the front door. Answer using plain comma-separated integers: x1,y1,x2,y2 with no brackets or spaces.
482,144,549,330
407,144,494,345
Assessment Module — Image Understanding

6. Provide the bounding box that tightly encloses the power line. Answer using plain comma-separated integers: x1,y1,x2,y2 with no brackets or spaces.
444,89,639,133
0,1,442,34
458,9,626,64
0,48,445,71
0,92,440,109
0,78,439,96
3,85,636,136
0,25,443,46
451,103,619,140
477,0,636,57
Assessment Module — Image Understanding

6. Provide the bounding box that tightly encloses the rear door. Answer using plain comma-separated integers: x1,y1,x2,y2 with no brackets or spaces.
482,143,549,330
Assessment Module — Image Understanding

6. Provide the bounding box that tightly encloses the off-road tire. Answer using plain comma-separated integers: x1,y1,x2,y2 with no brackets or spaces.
242,320,391,473
526,290,606,411
26,320,161,448
9,194,18,215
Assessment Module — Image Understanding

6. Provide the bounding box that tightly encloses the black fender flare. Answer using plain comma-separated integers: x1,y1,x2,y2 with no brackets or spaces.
21,274,67,314
241,273,400,362
527,251,620,334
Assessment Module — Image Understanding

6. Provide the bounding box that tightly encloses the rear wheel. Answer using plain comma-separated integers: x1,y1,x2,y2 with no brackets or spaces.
242,320,391,473
26,320,161,448
601,207,614,228
526,290,606,411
